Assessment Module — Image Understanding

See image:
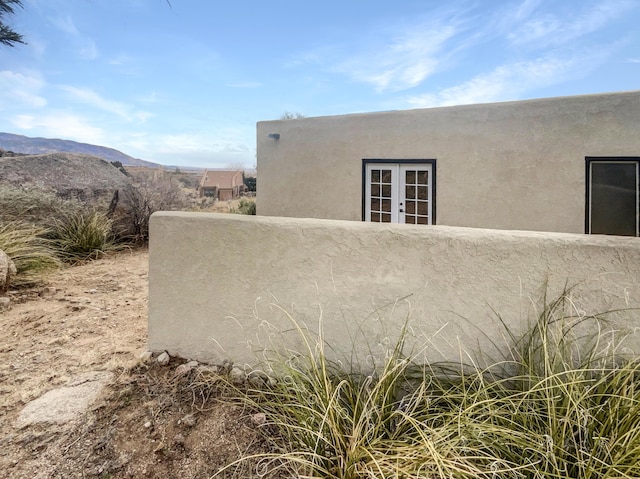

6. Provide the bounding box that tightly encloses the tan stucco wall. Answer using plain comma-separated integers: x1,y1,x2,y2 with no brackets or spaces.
149,212,640,367
257,91,640,234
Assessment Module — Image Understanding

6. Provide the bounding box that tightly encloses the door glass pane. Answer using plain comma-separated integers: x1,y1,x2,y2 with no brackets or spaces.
381,199,391,212
417,216,429,225
371,170,380,182
417,201,428,215
406,170,416,183
406,185,415,199
371,212,380,222
417,185,428,200
381,213,391,223
406,201,415,214
371,198,380,212
417,171,428,184
371,184,380,196
591,162,638,236
382,184,391,197
405,215,416,224
381,169,392,183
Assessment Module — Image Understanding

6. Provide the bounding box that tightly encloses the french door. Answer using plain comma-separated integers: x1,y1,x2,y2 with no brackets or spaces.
364,161,435,225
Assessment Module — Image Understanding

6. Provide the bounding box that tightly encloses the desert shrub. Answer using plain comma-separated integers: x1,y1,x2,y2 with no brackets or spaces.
0,220,60,286
114,171,187,243
177,176,193,188
51,211,119,262
220,292,640,479
0,184,82,225
230,197,256,215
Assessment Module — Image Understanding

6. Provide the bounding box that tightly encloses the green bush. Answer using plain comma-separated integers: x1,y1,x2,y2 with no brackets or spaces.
51,211,120,262
219,292,640,479
231,197,256,215
0,220,60,287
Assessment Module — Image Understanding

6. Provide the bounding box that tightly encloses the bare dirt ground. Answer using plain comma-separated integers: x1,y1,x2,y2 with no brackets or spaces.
0,249,271,479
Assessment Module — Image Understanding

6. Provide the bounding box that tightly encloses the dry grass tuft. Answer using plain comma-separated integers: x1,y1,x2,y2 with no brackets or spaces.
216,291,640,479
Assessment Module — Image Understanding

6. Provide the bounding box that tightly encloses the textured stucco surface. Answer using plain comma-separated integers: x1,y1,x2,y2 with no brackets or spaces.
257,90,640,234
149,212,640,368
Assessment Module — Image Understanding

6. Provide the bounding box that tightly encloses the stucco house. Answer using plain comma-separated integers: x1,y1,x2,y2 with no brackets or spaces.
257,90,640,236
198,169,245,201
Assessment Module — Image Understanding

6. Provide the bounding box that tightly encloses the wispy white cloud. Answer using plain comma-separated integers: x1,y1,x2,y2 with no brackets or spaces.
49,15,80,36
511,0,545,23
59,86,152,123
407,48,610,108
492,0,544,33
11,112,106,145
226,81,262,89
127,128,254,167
49,14,99,60
285,49,334,68
338,25,456,91
78,40,98,60
0,71,47,109
402,0,636,108
108,53,132,66
138,91,162,104
289,7,475,93
335,20,462,92
159,129,252,155
507,0,637,48
119,133,152,154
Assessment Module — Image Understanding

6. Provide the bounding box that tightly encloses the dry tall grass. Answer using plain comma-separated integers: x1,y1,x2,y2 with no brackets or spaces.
218,291,640,479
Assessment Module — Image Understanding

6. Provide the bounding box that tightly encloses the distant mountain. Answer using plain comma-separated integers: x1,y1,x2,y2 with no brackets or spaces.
0,132,159,167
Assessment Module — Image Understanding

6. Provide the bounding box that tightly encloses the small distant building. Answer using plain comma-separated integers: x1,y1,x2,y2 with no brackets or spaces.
198,170,245,201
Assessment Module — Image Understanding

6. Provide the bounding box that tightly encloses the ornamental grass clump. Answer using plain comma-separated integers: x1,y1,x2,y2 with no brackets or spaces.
0,220,60,286
51,211,120,262
0,184,81,225
218,291,640,479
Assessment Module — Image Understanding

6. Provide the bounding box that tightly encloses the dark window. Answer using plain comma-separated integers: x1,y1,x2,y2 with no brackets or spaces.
586,158,639,236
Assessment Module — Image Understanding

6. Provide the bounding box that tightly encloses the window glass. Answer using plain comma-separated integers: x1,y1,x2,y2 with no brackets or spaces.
590,160,638,236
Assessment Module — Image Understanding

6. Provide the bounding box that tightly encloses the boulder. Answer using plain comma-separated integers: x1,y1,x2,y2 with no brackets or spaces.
0,249,17,293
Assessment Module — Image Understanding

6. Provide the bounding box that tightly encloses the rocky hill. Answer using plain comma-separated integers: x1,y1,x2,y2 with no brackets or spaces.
0,152,133,200
0,132,158,167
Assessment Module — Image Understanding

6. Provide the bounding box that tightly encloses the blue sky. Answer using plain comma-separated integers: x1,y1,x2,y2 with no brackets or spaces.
0,0,638,167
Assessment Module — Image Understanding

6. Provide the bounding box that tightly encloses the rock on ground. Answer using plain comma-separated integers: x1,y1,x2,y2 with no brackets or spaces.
16,372,113,428
0,249,17,292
